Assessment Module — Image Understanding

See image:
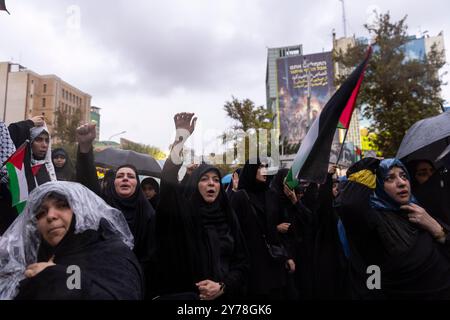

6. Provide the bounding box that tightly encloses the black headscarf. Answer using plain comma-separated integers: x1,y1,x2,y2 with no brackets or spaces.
103,164,155,259
237,158,269,193
187,164,238,284
52,148,75,181
407,159,450,226
141,177,160,210
188,164,228,225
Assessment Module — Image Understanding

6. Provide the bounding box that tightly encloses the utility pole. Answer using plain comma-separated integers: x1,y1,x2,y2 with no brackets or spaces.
108,131,126,141
339,0,347,37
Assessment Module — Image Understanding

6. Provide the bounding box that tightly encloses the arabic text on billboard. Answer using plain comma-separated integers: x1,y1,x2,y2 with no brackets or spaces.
276,51,334,150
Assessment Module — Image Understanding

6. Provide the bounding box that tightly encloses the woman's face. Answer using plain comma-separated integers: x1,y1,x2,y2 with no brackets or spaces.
383,166,411,205
142,184,156,200
114,167,138,198
198,171,221,203
53,155,66,168
31,133,49,160
332,182,339,198
36,199,73,247
415,161,435,185
256,164,268,183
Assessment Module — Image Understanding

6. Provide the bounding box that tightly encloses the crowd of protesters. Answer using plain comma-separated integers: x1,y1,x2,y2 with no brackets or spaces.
0,112,449,300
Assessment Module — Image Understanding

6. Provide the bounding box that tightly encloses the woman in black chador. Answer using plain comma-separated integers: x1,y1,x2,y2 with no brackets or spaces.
230,158,295,299
0,181,143,300
154,113,249,300
336,158,450,299
75,123,155,298
270,168,316,299
52,148,76,181
407,159,450,226
141,177,160,210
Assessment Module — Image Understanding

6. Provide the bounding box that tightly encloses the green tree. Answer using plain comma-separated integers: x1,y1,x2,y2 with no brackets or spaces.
334,12,445,157
52,108,83,164
120,138,167,160
222,96,274,163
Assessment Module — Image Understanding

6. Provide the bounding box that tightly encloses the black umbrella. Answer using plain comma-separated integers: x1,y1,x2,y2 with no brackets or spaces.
94,148,162,177
396,112,450,165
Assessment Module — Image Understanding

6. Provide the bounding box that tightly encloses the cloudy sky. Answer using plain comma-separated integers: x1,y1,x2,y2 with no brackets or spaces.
1,0,449,153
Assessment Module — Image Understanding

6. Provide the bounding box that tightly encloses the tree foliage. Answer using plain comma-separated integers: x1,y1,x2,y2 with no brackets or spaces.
120,138,167,160
52,108,83,164
334,12,445,157
222,96,274,163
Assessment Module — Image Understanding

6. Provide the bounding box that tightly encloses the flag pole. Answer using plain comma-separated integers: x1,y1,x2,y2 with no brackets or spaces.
335,129,349,166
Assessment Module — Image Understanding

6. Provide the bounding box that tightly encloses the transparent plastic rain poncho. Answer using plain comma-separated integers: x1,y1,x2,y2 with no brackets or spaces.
0,181,134,300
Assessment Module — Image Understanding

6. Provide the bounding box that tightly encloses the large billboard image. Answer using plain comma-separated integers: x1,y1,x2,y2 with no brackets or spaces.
276,51,335,152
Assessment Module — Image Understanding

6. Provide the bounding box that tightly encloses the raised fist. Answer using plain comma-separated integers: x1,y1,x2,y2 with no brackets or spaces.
76,123,97,153
173,113,197,134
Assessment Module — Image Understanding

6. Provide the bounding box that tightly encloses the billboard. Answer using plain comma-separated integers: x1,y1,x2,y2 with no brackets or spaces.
276,51,335,152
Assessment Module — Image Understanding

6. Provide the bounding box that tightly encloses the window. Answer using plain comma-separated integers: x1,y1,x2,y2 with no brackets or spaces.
43,84,47,93
42,98,46,108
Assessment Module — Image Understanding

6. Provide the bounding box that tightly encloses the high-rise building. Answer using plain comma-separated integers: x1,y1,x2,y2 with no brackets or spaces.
0,61,91,141
266,44,303,116
266,44,347,165
90,106,101,141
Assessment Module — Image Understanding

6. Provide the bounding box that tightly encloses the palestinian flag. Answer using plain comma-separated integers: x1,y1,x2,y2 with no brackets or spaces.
336,49,371,129
0,0,10,14
285,46,372,187
4,141,42,213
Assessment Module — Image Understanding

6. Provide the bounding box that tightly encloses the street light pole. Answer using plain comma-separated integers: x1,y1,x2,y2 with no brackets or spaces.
108,131,126,141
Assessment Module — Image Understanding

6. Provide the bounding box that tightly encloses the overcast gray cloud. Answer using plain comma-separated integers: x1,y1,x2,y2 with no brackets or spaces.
1,0,449,153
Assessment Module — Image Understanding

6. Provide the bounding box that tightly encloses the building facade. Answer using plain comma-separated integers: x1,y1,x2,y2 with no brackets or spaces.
266,43,358,167
266,44,303,116
0,62,91,141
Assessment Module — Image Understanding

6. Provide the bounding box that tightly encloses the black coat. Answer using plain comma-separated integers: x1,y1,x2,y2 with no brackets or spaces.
76,148,155,297
155,160,249,299
336,179,450,299
312,174,350,299
52,148,76,182
15,218,143,300
270,169,316,299
231,160,290,298
411,169,450,226
230,189,289,297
